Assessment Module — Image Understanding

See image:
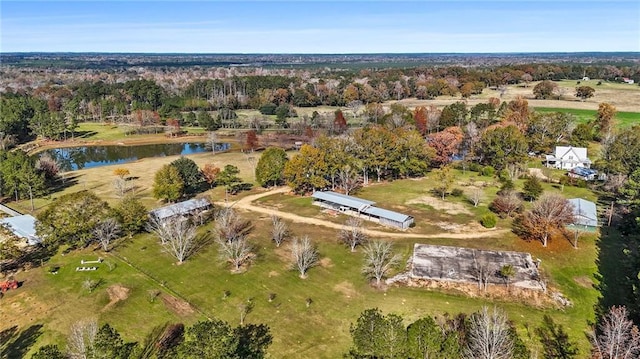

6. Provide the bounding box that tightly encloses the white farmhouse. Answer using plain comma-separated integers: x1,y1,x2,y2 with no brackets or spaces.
545,146,591,170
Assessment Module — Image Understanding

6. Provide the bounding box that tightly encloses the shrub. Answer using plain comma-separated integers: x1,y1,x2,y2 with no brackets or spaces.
451,188,464,197
468,163,483,172
259,103,277,115
480,214,497,228
481,166,495,177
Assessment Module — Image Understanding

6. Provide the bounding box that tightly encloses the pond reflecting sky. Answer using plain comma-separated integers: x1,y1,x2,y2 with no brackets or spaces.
40,142,230,171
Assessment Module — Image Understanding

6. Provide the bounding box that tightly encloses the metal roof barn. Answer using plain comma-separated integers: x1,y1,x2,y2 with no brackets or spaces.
568,198,598,229
0,214,41,245
149,198,212,221
311,191,414,229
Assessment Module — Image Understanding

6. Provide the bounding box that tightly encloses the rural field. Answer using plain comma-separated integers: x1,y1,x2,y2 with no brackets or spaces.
1,78,637,358
3,144,601,358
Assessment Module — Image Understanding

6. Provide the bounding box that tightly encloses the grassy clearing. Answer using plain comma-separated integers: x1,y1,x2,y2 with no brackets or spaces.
3,204,600,357
534,107,640,127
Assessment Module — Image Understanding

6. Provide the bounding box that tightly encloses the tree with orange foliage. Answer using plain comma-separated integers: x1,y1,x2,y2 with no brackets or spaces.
413,106,427,136
502,96,530,132
427,127,464,167
201,163,221,188
597,102,617,137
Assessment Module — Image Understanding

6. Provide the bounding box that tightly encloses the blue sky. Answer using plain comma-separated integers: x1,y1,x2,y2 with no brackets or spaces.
1,1,639,53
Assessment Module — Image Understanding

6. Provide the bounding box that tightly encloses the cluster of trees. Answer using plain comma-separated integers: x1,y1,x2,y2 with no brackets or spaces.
30,318,272,359
35,191,147,250
0,150,57,210
348,305,640,359
152,156,248,202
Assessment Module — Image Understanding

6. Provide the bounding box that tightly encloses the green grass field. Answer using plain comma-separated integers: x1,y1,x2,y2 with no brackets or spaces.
2,173,601,358
533,107,640,127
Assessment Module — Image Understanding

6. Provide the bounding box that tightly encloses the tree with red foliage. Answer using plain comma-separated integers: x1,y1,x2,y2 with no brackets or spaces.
413,106,427,136
427,126,464,166
165,118,181,137
246,130,259,150
334,110,347,134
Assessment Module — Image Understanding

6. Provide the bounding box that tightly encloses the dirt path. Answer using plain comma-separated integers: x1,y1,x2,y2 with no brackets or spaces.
218,187,510,240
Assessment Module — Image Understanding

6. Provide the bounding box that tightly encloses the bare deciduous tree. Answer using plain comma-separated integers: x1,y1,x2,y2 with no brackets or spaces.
465,307,513,359
214,207,253,243
67,319,97,359
218,237,252,272
591,306,640,359
270,215,289,247
469,188,482,207
291,236,318,278
113,177,128,198
489,190,523,218
205,131,218,153
148,215,199,264
520,193,576,247
337,164,361,196
473,255,492,292
93,218,121,252
362,240,400,287
339,217,368,252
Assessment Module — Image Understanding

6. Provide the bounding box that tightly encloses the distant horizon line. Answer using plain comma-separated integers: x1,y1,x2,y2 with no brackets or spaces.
3,51,639,56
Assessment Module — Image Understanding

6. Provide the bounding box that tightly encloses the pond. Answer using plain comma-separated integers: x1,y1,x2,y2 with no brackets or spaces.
39,142,230,171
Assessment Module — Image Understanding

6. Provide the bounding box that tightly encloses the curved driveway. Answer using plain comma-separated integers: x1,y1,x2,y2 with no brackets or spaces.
217,187,510,239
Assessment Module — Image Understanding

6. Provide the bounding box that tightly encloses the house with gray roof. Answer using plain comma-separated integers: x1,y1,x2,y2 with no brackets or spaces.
311,191,414,229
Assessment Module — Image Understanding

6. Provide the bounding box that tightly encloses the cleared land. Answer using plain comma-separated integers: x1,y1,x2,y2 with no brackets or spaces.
408,244,542,290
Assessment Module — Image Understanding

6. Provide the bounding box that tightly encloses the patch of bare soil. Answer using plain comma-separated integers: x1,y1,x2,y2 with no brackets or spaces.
161,293,194,317
268,270,280,277
574,276,594,288
102,284,130,312
407,196,472,215
333,281,359,299
319,257,333,268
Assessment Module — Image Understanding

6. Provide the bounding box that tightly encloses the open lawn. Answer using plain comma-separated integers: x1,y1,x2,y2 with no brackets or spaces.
534,107,639,127
2,201,600,357
2,126,605,357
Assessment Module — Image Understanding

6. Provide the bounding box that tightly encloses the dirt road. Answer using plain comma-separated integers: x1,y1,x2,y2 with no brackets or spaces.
217,187,510,239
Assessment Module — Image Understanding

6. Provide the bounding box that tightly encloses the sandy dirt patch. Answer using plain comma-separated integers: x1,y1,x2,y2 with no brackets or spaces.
102,284,130,312
333,281,359,299
319,257,334,268
573,276,594,288
161,293,194,316
407,196,473,215
268,270,280,277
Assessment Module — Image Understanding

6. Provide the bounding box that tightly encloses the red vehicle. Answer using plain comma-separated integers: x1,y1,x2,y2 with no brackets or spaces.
0,278,18,292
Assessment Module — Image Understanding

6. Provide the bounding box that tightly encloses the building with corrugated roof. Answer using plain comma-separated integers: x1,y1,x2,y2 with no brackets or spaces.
311,191,414,229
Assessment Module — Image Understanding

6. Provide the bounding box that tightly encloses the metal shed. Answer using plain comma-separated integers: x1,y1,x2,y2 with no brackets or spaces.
567,198,598,231
311,191,414,230
0,214,41,245
149,198,212,221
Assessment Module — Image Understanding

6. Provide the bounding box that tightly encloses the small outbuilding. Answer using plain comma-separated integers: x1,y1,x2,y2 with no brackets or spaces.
311,191,414,230
0,214,41,245
149,198,212,221
567,198,598,232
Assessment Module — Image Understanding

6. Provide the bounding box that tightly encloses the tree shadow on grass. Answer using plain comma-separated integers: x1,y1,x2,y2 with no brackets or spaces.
0,324,44,359
593,200,640,324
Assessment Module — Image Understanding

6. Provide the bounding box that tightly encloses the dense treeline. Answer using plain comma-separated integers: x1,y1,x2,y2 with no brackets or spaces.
25,318,272,359
1,62,638,147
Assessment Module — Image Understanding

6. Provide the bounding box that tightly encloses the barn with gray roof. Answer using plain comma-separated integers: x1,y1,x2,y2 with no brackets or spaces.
311,191,414,229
